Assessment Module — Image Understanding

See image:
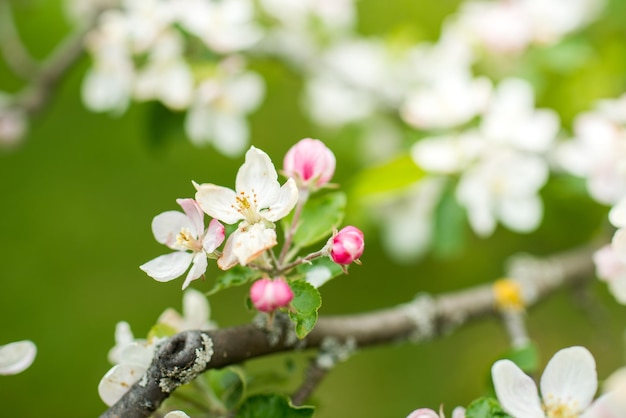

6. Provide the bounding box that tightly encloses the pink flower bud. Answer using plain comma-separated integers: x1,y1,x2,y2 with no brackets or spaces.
329,226,364,265
283,138,336,189
250,278,294,312
405,409,440,418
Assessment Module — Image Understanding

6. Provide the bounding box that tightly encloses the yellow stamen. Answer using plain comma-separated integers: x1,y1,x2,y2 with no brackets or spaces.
493,278,525,311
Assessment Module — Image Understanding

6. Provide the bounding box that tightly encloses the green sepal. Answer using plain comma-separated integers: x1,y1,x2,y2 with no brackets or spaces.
288,281,322,339
207,265,262,296
235,394,315,418
465,397,513,418
147,322,178,340
284,191,346,249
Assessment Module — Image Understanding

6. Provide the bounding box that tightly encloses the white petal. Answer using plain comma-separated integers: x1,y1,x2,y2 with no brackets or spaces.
182,288,212,330
611,229,626,263
119,342,155,369
492,359,545,418
540,346,597,414
264,177,299,222
152,211,193,248
498,195,543,233
217,232,239,270
222,224,277,267
203,218,225,253
107,321,134,364
98,364,146,406
0,340,36,375
609,198,626,228
164,412,191,418
140,252,193,282
181,252,208,290
236,146,281,205
195,183,242,224
176,198,204,236
212,112,250,157
581,394,625,418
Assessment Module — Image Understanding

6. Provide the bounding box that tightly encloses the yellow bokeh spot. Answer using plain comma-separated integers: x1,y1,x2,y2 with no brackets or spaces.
493,278,525,311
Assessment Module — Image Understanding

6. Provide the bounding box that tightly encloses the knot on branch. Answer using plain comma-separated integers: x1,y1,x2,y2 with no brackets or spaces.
156,331,214,393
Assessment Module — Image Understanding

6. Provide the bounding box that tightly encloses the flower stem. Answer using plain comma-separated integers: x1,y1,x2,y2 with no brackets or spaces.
278,189,309,266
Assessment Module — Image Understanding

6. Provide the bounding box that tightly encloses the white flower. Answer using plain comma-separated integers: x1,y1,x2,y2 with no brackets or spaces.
0,340,36,375
98,339,159,406
456,149,548,236
140,198,225,289
555,95,626,205
593,244,626,305
157,288,217,332
195,146,298,269
492,346,603,418
164,412,191,418
185,62,265,157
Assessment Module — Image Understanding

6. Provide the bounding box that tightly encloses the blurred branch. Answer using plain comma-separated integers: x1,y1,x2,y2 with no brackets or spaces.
0,0,39,79
100,242,599,418
1,2,109,122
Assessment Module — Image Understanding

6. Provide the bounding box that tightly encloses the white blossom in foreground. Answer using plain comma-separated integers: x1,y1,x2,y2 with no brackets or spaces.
164,412,191,418
195,146,298,269
140,198,225,289
0,340,36,375
491,346,616,418
98,338,159,406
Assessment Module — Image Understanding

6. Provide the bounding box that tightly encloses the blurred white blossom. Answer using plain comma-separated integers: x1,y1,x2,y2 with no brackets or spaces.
556,94,626,205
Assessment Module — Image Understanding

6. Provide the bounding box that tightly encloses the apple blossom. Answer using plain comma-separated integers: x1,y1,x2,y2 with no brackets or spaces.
283,138,336,190
140,198,225,289
327,226,365,265
492,346,607,418
157,287,218,332
593,245,626,305
250,278,294,312
195,146,298,269
0,340,36,375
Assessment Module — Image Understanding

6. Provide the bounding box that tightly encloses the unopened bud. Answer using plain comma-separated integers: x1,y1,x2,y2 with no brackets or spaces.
250,278,293,312
329,226,364,265
283,138,336,189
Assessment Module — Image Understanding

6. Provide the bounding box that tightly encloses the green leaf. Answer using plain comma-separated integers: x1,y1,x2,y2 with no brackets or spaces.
288,281,322,339
236,394,314,418
295,257,344,287
432,180,466,258
207,266,262,296
285,191,346,249
465,397,512,418
209,366,247,410
147,322,177,340
350,153,425,201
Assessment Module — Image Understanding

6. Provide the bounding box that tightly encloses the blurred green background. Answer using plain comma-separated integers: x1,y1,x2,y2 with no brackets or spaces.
2,0,626,417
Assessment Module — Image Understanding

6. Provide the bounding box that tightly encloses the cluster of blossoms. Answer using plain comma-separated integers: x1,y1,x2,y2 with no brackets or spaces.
99,138,364,409
140,137,363,311
558,93,626,305
98,288,216,406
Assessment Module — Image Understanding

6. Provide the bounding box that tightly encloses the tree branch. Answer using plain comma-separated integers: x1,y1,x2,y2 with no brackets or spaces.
100,242,599,418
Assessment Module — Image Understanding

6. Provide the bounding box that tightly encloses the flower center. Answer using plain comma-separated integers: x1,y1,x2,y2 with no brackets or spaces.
544,401,579,418
176,228,202,252
234,191,262,224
